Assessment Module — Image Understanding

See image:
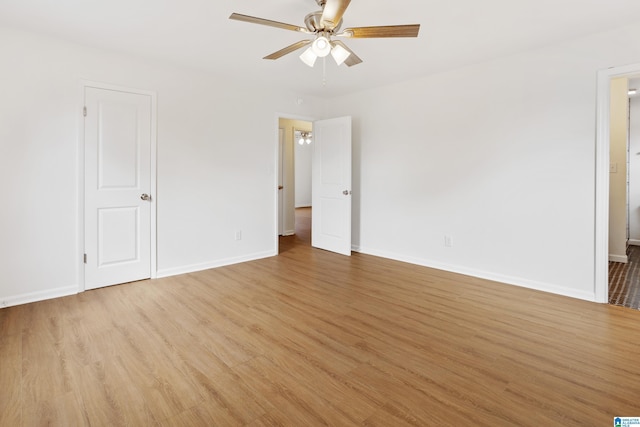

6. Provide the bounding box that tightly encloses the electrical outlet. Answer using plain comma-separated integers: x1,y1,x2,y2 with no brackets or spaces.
444,236,453,247
235,230,242,241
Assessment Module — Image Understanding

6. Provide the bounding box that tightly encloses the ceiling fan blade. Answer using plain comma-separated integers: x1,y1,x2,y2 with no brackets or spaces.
332,40,363,67
229,13,309,33
339,24,420,38
263,40,312,60
320,0,351,29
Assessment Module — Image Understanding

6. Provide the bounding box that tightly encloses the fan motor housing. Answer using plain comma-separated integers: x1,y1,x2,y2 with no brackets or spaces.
304,11,342,33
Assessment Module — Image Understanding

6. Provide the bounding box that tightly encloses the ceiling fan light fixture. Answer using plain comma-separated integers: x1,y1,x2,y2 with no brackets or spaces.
330,43,351,66
230,3,421,69
311,36,331,57
299,46,318,67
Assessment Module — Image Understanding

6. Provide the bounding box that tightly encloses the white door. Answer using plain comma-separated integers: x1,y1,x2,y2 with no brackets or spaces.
84,87,152,290
312,116,352,255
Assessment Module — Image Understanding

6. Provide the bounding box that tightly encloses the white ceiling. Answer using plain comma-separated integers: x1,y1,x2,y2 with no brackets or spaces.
2,0,640,98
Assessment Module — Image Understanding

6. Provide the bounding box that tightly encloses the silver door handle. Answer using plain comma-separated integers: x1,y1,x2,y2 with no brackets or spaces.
140,193,150,201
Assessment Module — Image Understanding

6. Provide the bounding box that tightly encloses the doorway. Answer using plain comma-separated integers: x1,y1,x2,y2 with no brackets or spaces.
276,115,353,255
277,116,314,252
596,63,640,305
608,77,640,310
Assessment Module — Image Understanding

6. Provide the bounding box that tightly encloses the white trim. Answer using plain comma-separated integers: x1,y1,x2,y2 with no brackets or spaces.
609,254,628,263
149,90,158,280
595,63,640,304
354,246,596,302
628,239,640,246
282,230,295,236
76,81,86,293
156,250,276,278
78,80,158,292
1,286,78,309
274,112,317,254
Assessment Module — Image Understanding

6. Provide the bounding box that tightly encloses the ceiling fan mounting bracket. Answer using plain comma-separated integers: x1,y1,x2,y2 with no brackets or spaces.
315,0,327,8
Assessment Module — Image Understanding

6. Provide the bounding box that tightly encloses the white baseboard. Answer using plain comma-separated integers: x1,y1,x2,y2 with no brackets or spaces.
281,229,295,236
1,285,78,309
352,245,596,303
628,239,640,246
156,250,276,278
609,254,628,263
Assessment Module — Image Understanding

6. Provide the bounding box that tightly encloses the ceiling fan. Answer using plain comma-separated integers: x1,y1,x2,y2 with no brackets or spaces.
229,0,420,68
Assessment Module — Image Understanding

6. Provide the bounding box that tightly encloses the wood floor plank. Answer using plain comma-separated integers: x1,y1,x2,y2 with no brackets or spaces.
0,333,22,426
22,392,88,427
0,304,23,337
233,356,361,426
263,347,383,423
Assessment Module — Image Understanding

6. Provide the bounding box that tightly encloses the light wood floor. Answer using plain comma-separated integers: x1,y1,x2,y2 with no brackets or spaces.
2,212,640,425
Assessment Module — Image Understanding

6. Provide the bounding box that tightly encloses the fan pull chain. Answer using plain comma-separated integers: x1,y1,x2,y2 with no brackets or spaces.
322,57,327,87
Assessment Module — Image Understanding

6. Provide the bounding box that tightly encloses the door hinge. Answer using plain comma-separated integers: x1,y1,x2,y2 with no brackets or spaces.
83,106,87,117
83,253,87,264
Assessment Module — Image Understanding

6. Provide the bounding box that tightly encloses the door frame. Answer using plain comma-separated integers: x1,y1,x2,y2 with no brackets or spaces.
78,80,158,292
278,127,284,236
274,112,316,253
595,63,640,303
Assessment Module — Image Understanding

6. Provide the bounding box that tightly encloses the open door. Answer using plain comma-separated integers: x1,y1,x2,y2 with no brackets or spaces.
312,116,352,255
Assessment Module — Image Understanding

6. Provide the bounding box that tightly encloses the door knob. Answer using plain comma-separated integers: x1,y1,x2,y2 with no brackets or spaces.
140,193,150,201
343,190,351,195
278,185,284,190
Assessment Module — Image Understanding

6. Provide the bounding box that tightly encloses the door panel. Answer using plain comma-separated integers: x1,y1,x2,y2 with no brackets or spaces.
85,87,152,290
99,102,140,188
98,207,139,265
312,116,352,255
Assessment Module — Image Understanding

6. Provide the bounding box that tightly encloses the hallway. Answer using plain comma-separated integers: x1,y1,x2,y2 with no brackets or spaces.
279,207,311,253
609,245,640,310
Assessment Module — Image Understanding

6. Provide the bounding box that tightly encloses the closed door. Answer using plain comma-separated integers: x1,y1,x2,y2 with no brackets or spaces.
312,116,352,255
84,87,152,290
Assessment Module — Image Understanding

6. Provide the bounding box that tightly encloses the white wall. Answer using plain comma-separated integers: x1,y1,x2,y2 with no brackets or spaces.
329,23,640,302
0,26,323,306
629,94,640,244
295,127,313,208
